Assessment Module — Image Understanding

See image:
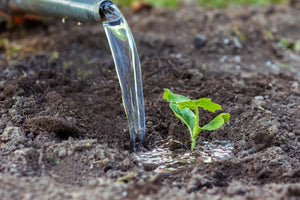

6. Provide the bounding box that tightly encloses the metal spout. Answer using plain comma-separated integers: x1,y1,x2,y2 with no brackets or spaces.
1,0,113,22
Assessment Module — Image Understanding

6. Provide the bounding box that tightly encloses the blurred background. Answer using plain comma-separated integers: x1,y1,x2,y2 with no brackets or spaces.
115,0,286,8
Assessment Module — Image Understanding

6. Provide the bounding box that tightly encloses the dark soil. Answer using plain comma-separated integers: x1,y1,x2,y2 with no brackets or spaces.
0,2,300,200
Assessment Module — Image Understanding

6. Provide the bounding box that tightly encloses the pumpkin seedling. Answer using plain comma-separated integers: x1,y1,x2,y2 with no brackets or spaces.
163,89,230,151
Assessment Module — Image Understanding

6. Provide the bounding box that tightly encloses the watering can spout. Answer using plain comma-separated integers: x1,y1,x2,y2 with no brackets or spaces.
0,0,113,22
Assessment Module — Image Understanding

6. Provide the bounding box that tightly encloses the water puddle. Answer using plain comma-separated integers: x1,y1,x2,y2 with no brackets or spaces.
134,140,234,173
99,1,145,146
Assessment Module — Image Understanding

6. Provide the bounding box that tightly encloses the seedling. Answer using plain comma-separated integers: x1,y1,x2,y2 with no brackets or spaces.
278,38,300,51
163,89,230,151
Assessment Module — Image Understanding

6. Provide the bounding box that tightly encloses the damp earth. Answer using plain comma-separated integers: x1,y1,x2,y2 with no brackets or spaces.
0,2,300,200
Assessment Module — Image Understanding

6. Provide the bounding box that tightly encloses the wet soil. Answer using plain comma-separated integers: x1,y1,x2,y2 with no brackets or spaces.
0,3,300,200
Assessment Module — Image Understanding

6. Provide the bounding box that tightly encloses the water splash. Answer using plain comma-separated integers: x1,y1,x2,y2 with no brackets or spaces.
99,1,145,147
135,140,234,173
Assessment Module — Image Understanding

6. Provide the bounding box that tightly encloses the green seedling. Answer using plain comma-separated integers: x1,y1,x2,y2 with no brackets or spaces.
50,51,59,60
163,89,230,151
295,40,300,51
278,38,294,49
278,38,300,51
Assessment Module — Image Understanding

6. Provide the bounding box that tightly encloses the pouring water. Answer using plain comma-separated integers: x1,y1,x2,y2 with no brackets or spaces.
100,1,145,147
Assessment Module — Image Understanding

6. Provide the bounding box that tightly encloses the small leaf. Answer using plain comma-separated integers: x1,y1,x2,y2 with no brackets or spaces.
295,40,300,51
278,38,293,49
176,100,197,110
201,113,230,131
50,51,59,60
178,98,222,112
169,103,195,135
195,98,222,112
163,89,191,103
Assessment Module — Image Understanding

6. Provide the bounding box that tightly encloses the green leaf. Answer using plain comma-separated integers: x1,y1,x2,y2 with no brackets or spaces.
163,89,190,103
295,40,300,51
169,103,195,136
177,98,222,112
201,113,230,131
176,100,197,110
278,38,293,49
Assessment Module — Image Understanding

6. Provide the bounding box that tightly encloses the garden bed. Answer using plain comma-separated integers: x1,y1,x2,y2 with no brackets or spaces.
0,3,299,199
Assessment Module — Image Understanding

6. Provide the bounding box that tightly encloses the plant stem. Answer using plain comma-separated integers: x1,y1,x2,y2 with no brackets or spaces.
191,108,201,151
194,108,200,133
191,138,196,151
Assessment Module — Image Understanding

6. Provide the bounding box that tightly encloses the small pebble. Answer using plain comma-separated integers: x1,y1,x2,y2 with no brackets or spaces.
194,34,207,49
220,55,228,63
223,38,230,45
288,132,295,139
252,96,266,109
58,149,67,158
203,157,212,163
1,126,24,142
234,56,241,63
233,37,242,48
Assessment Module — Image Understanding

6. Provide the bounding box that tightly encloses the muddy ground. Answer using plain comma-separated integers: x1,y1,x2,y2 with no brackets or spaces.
0,2,300,200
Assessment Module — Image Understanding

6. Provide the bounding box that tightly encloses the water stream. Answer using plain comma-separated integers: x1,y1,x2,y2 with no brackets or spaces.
99,1,145,147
